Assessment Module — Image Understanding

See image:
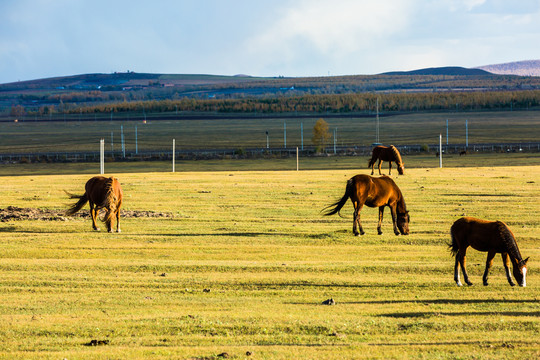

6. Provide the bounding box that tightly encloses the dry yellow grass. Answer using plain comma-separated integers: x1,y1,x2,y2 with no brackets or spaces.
0,165,538,359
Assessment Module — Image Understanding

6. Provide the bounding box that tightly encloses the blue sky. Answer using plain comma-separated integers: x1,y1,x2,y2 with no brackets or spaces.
1,0,540,83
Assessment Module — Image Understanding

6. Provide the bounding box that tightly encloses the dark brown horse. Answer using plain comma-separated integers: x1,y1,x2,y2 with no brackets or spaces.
449,217,529,287
368,145,404,175
323,174,409,236
65,176,123,232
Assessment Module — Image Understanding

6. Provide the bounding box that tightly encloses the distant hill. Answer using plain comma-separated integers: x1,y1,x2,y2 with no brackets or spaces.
382,66,491,76
0,72,261,91
476,60,540,76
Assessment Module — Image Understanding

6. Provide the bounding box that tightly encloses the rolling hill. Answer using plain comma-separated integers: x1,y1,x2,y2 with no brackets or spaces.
476,60,540,76
382,66,491,76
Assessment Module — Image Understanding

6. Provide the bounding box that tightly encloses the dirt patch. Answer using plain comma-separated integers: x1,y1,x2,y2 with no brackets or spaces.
0,206,173,222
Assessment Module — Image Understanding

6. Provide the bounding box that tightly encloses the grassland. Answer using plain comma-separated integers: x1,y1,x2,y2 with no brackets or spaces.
0,163,538,359
1,110,539,153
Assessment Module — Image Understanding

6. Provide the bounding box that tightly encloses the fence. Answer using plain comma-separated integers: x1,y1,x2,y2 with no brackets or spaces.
1,142,539,164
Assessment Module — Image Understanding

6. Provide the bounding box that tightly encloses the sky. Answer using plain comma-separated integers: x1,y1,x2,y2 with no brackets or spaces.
1,0,540,84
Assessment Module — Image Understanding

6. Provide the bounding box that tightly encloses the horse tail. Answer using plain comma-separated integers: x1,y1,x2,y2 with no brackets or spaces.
390,145,403,166
368,148,378,168
322,178,353,217
448,222,459,257
65,191,88,216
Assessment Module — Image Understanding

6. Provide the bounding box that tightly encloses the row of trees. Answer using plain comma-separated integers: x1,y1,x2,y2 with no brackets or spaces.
9,89,540,118
77,89,540,114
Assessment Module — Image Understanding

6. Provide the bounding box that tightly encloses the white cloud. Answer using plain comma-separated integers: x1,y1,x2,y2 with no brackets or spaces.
245,0,414,66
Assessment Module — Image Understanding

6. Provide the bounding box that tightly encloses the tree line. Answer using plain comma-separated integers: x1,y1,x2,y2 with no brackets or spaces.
10,89,540,117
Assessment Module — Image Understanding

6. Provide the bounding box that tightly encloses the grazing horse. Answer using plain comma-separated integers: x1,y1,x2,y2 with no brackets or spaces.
323,174,409,236
65,176,123,232
368,145,404,175
449,217,529,287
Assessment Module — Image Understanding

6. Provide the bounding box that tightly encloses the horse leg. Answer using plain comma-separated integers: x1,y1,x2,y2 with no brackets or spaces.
482,250,496,286
377,206,385,235
352,202,365,236
116,210,121,233
377,159,382,175
89,202,99,231
105,209,113,233
370,160,375,175
454,255,462,286
501,253,516,286
388,161,392,175
458,249,473,286
389,205,400,236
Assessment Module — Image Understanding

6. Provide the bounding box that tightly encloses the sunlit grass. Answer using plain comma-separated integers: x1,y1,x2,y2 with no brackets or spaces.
0,165,538,359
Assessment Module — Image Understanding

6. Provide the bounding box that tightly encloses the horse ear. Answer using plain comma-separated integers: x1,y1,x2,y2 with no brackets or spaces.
523,257,529,265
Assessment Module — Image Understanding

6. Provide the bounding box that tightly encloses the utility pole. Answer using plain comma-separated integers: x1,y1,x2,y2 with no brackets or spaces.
172,139,175,172
465,119,469,148
446,119,449,145
301,122,304,150
439,134,442,168
375,97,380,144
121,125,125,158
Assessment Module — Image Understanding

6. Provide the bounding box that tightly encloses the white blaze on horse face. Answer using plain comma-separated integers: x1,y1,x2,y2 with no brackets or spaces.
522,267,527,287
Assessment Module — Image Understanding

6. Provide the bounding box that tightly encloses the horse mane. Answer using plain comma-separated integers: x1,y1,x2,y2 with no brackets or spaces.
390,145,403,166
496,221,523,263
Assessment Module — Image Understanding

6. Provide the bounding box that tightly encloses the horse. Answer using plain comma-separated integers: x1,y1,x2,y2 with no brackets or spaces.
322,174,409,236
449,217,529,287
65,176,123,232
459,150,468,156
368,145,404,175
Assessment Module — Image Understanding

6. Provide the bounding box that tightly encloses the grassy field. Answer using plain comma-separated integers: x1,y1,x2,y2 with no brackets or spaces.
1,110,539,153
0,164,538,359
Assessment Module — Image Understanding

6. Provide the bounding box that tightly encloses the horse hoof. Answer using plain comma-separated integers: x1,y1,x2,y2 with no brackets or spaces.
117,229,121,233
456,282,462,287
466,282,473,286
483,282,489,286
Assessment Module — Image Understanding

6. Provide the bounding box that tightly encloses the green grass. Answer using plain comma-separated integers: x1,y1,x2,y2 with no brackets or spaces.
0,166,539,359
1,110,539,153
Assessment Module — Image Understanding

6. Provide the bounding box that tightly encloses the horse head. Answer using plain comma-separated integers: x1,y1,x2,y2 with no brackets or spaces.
513,257,529,287
397,211,410,235
397,163,405,175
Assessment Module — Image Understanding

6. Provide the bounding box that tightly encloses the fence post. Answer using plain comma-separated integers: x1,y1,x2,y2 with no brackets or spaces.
100,139,105,174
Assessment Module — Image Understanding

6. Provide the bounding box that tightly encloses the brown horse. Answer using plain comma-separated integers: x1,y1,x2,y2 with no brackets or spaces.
323,174,409,236
368,145,404,175
65,176,123,232
449,217,529,287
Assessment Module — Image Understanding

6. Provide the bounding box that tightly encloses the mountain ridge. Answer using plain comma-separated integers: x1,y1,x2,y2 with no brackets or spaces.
476,59,540,76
